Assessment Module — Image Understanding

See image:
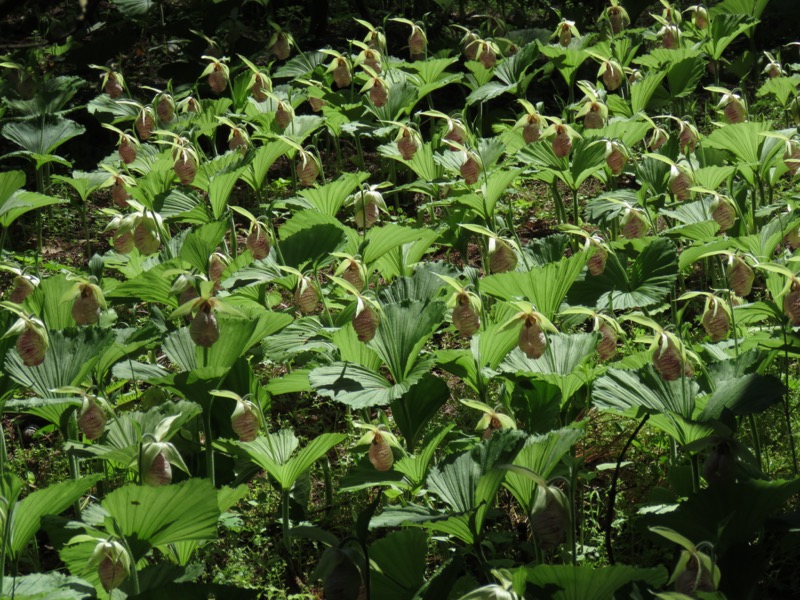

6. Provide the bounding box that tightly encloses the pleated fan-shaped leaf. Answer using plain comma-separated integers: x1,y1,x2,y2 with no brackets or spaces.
309,356,435,408
3,396,80,426
592,366,698,419
504,428,584,515
361,224,431,266
296,171,368,215
698,373,785,421
80,401,202,468
20,273,79,330
427,430,525,531
649,477,800,556
368,298,446,382
630,71,667,114
105,260,182,307
481,252,588,319
568,237,678,311
370,529,429,600
94,324,162,381
373,228,440,280
523,564,668,600
101,478,220,560
2,572,95,600
0,188,66,229
0,170,25,207
163,312,289,371
278,210,349,268
273,50,327,79
177,221,229,273
236,430,345,490
704,121,771,166
5,328,115,397
379,140,443,182
582,118,651,148
282,114,325,142
500,333,598,404
1,116,85,168
240,140,292,191
164,484,249,566
390,373,449,452
592,367,715,445
4,473,101,561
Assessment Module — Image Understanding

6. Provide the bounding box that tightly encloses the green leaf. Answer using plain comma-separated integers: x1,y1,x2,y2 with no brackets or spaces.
582,118,651,148
177,220,229,273
592,367,698,419
0,189,66,229
367,299,446,382
379,141,442,183
3,396,80,425
704,121,771,166
649,526,697,551
26,273,77,330
240,140,291,191
631,71,667,113
83,401,202,467
466,81,515,105
374,229,440,281
1,117,85,159
297,172,369,215
710,0,769,18
698,373,785,421
3,572,95,600
237,431,345,490
757,76,800,107
651,477,800,555
702,14,756,61
106,261,181,307
309,357,435,408
568,237,678,311
667,56,705,98
6,473,101,560
5,328,115,397
110,0,154,18
500,333,598,404
393,425,454,488
476,168,523,222
4,75,84,118
390,373,449,452
278,210,348,269
163,312,290,372
273,51,327,79
0,170,25,205
102,479,219,560
331,323,382,372
427,430,525,538
504,428,584,514
481,253,588,319
362,224,430,266
370,529,428,600
523,564,668,600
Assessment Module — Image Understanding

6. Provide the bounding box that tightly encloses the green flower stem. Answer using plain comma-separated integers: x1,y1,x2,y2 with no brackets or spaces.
571,186,580,226
604,414,648,565
313,269,335,327
781,325,798,475
119,534,140,595
690,454,701,494
204,375,216,487
322,458,333,518
0,498,10,593
65,415,83,520
229,212,238,260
